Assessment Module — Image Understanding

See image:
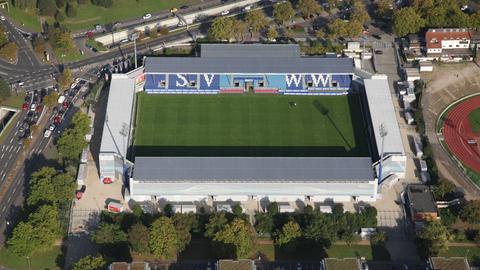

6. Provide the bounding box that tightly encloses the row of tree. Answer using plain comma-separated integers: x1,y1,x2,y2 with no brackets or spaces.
86,202,379,265
57,111,91,165
7,167,76,256
393,0,480,36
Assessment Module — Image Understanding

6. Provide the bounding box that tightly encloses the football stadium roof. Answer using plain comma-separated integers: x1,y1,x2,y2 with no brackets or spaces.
99,73,137,158
132,156,374,182
364,76,405,156
200,43,301,58
144,44,354,74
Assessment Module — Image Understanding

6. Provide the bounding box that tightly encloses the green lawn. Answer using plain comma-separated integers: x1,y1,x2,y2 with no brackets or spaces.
57,0,199,31
86,38,107,52
178,239,387,262
468,107,480,133
440,246,480,265
6,5,42,32
54,47,84,63
0,247,61,269
134,94,368,157
1,93,25,108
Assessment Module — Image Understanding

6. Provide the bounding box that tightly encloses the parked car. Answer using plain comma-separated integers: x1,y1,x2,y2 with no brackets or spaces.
62,101,69,109
0,16,5,21
44,129,52,138
243,5,252,11
48,124,56,131
30,103,37,112
53,116,61,124
143,13,152,20
221,10,230,15
375,50,383,54
22,103,29,110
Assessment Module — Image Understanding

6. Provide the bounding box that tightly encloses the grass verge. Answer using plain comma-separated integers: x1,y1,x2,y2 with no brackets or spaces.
440,246,480,266
0,247,61,270
86,38,107,52
6,5,42,32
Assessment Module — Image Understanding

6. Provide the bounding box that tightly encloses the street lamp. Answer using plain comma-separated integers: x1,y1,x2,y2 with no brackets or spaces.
130,32,140,69
378,123,388,184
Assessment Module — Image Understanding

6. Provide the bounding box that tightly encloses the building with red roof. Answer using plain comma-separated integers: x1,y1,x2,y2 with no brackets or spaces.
426,28,472,60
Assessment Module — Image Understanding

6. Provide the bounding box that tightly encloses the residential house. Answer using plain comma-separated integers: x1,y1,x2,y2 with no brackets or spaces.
426,28,473,61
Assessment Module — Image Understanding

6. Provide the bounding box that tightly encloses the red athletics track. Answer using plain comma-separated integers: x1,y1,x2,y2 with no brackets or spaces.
443,95,480,173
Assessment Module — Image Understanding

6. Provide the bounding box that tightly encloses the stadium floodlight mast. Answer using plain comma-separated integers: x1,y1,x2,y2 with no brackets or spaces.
130,32,140,69
378,123,388,184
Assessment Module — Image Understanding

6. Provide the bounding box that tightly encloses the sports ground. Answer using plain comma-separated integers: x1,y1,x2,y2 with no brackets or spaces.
134,93,369,157
443,95,480,174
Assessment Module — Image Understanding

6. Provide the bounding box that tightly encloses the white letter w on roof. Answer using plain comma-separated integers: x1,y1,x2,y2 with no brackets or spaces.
285,74,302,87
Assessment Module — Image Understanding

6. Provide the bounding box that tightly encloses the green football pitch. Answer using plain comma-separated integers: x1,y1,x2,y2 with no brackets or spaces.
134,93,369,157
469,107,480,133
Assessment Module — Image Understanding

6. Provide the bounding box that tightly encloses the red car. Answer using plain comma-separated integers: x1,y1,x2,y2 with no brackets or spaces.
35,105,43,113
22,103,29,110
62,101,69,109
53,116,61,124
102,177,113,184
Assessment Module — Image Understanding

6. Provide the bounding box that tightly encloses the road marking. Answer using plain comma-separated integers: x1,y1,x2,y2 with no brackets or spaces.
0,153,4,159
12,186,16,194
7,196,11,203
1,206,5,212
9,137,13,143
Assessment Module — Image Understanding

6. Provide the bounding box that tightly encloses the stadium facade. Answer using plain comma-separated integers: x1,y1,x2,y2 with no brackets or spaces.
144,44,352,95
99,44,406,206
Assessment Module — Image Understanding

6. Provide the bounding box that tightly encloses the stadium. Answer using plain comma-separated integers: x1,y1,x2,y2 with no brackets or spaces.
99,44,406,207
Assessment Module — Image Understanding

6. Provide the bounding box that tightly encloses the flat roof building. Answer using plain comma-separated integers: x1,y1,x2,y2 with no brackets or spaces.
407,184,439,225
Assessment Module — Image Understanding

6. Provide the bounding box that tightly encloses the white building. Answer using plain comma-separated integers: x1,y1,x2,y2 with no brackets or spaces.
426,28,472,60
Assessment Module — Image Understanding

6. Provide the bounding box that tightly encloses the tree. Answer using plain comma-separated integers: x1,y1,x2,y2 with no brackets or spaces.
38,0,57,16
370,231,387,246
276,220,302,250
28,167,75,207
266,26,278,41
297,0,323,18
66,3,77,17
267,202,279,216
173,213,198,253
92,223,127,245
208,17,236,41
432,179,456,200
254,213,274,234
43,91,59,108
231,204,244,217
72,255,106,270
158,26,169,35
91,0,112,8
0,26,9,47
376,0,393,17
214,218,254,259
55,0,64,8
350,1,370,24
0,77,11,102
49,26,74,51
71,112,91,135
205,213,228,238
7,223,38,256
461,200,480,224
315,29,325,40
0,42,19,62
233,19,248,41
273,1,296,24
55,10,65,22
149,217,178,259
305,214,336,248
416,220,449,257
472,12,480,31
393,7,426,37
58,128,87,163
58,68,72,90
128,223,150,253
244,9,269,33
328,19,349,39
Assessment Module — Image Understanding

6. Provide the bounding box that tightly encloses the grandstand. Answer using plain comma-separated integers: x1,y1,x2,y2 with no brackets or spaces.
98,44,407,206
144,44,353,95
